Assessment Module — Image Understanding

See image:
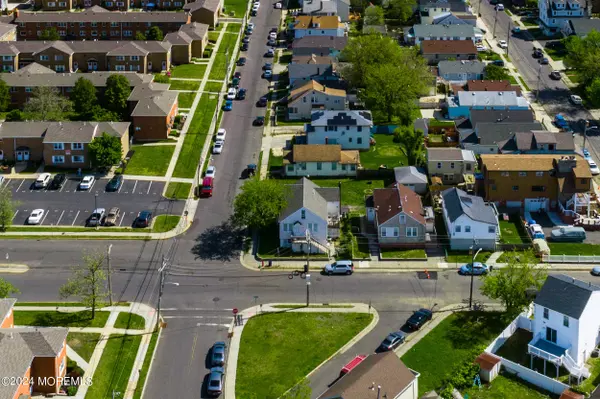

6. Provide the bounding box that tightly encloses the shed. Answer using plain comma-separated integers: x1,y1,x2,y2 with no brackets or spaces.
474,352,501,382
560,389,585,399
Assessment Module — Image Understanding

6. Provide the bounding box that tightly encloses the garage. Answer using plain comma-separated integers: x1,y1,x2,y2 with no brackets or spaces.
525,198,548,212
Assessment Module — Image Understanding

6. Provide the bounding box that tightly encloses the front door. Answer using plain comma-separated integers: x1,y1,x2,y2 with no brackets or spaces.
87,61,97,71
161,61,167,70
546,327,557,343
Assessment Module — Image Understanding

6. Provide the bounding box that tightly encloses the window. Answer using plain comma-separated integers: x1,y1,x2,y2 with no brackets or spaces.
392,227,399,237
532,185,546,192
91,30,97,36
25,87,32,92
79,22,86,27
287,164,293,172
312,223,318,232
406,227,418,237
466,163,472,171
116,55,125,61
55,55,63,61
519,171,527,177
52,155,65,164
80,31,86,36
131,55,139,61
455,225,461,233
357,126,362,132
48,1,55,5
115,65,125,71
341,164,346,171
581,178,587,184
381,227,387,237
316,162,322,170
331,162,337,171
91,22,97,27
465,225,471,233
488,226,495,234
57,22,66,27
71,143,84,150
124,30,133,37
542,307,549,319
350,165,356,171
3,65,13,72
301,210,305,219
111,22,118,27
53,143,64,150
175,1,182,5
2,55,12,61
59,357,66,374
536,171,544,177
106,1,113,5
546,327,557,343
357,137,362,144
348,137,352,143
450,162,455,169
512,185,519,191
39,55,49,61
399,214,406,224
437,162,442,169
71,155,84,163
55,65,65,72
563,315,569,327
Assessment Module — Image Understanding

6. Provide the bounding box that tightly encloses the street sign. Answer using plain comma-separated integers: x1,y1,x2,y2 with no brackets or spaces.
232,308,239,315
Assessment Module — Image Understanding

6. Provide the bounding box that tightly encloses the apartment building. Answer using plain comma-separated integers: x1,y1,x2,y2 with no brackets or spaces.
184,0,222,27
164,22,209,64
130,90,178,140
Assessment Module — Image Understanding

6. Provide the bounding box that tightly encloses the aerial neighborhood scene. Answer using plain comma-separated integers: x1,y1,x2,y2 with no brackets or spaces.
1,0,600,395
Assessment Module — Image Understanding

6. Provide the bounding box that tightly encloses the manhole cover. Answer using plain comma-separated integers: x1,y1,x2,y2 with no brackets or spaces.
417,271,438,280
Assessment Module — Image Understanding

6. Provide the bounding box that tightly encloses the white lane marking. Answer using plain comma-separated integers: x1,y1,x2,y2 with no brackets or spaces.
147,181,152,195
40,210,49,225
71,210,80,226
59,182,66,192
11,210,18,221
118,212,126,227
118,180,124,193
16,180,25,192
132,180,138,195
195,323,231,328
56,210,65,225
161,308,234,311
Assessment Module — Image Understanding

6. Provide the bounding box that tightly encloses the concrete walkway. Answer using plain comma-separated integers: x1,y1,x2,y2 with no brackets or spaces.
223,303,379,399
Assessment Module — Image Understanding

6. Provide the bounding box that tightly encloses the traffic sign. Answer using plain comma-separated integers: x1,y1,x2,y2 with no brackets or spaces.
232,308,239,315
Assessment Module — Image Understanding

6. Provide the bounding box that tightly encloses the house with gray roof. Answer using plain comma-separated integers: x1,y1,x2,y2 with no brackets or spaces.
291,36,348,57
448,91,531,119
184,0,222,27
562,18,600,37
441,187,499,250
529,275,600,380
305,110,373,150
394,166,429,194
497,131,575,154
432,12,475,26
0,298,16,328
303,0,350,21
460,122,544,154
278,177,340,254
437,60,485,82
418,0,470,23
130,89,179,141
288,54,340,86
427,147,476,185
405,23,480,45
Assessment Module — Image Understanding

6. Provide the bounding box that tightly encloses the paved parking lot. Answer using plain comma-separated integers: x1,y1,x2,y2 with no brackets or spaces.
1,177,186,228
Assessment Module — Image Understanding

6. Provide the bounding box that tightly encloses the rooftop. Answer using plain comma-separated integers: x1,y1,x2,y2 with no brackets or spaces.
288,80,346,104
279,178,330,221
481,154,590,177
292,35,348,50
294,15,342,30
286,144,359,164
131,91,178,116
427,147,476,161
455,91,530,107
16,7,189,23
534,274,600,319
309,110,372,126
438,60,485,75
442,187,498,225
420,40,477,54
412,23,476,38
372,183,425,225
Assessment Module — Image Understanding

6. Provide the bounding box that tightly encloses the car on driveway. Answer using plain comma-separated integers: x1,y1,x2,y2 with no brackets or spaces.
476,45,487,52
550,226,586,242
79,175,95,190
211,341,226,366
213,140,224,154
105,175,123,192
588,159,600,175
570,95,583,105
528,223,545,239
378,331,406,352
550,70,561,80
134,210,152,228
459,262,489,275
205,165,216,179
498,40,508,49
223,100,233,111
253,116,265,126
406,308,433,331
35,173,51,189
27,209,45,225
104,207,121,226
323,260,353,275
256,96,268,107
207,367,224,397
216,128,226,141
87,208,106,227
226,87,236,100
237,57,246,66
592,266,600,276
48,173,66,190
263,70,273,79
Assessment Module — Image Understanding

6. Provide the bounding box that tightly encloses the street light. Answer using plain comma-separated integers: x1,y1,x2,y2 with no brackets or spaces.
469,246,482,310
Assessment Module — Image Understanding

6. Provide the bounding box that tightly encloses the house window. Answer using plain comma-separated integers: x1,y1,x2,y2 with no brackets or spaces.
465,226,471,233
381,227,387,237
55,65,65,72
283,223,290,232
72,155,84,163
563,315,569,327
25,87,32,92
543,307,549,319
115,65,125,71
116,56,125,61
48,1,56,5
348,137,353,143
546,327,557,343
488,226,495,234
106,1,113,4
406,227,418,237
512,185,519,191
53,143,64,150
399,215,406,224
455,225,461,233
80,31,86,36
91,22,97,27
301,210,305,219
131,56,140,61
392,227,399,237
331,162,337,170
341,164,346,171
450,162,455,169
357,126,362,132
71,143,84,150
437,162,442,169
312,223,318,232
519,171,527,177
466,164,472,171
2,56,12,61
532,185,546,192
581,179,587,184
501,171,509,177
39,55,49,61
59,356,65,374
357,137,362,144
350,165,356,171
287,165,293,172
536,171,544,177
52,155,65,164
300,162,306,170
316,162,322,170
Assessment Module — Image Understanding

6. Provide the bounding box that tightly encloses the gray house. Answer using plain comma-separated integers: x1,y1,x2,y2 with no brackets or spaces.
437,60,485,82
288,55,340,86
460,122,544,154
394,166,428,195
302,0,350,21
291,36,348,58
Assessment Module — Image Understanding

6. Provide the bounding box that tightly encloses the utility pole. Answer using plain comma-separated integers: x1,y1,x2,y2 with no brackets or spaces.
469,244,482,310
156,255,168,331
493,8,499,38
506,21,511,56
305,229,311,306
107,244,113,306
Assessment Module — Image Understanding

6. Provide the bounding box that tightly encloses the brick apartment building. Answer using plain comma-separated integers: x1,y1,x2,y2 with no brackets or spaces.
184,0,221,27
129,87,178,140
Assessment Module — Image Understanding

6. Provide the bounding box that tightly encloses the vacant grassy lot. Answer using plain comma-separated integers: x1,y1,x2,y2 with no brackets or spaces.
401,311,506,395
170,64,207,79
125,145,175,176
223,0,248,17
496,250,539,264
236,312,372,398
499,218,529,244
67,332,101,362
169,80,201,91
114,312,146,330
178,92,196,108
209,31,239,80
361,134,409,169
14,310,110,328
152,215,180,233
548,242,600,255
445,250,493,264
380,248,427,259
164,182,192,200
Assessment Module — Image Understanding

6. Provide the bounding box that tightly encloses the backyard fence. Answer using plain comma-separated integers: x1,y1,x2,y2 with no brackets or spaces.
485,310,532,354
500,358,570,395
542,254,600,263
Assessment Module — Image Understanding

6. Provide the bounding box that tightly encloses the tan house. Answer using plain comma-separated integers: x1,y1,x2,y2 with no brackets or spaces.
286,80,347,121
164,22,208,64
420,40,477,64
0,298,68,399
427,147,476,185
184,0,222,27
131,90,178,140
282,144,359,177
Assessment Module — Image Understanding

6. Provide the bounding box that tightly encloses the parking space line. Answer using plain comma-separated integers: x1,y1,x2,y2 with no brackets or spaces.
132,180,138,195
89,180,96,191
40,210,49,225
147,181,152,195
59,183,66,192
71,211,80,226
118,212,126,227
56,210,65,225
16,180,25,192
11,210,18,221
118,181,124,193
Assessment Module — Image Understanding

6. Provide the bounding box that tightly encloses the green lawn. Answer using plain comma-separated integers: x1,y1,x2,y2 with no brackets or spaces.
208,31,220,42
178,92,196,108
574,357,600,396
85,334,142,399
566,70,581,84
14,310,110,328
462,374,555,399
152,215,180,233
380,248,427,259
236,312,373,398
204,81,223,92
209,31,239,81
164,182,192,200
170,64,207,79
496,250,539,264
478,50,502,61
169,80,201,91
67,332,101,363
114,312,146,330
125,145,175,176
361,134,410,169
226,23,242,32
521,18,539,27
499,218,529,244
519,76,531,91
401,311,507,395
172,94,218,178
445,250,492,264
338,214,370,259
548,242,600,255
224,0,248,17
132,332,160,399
268,150,283,175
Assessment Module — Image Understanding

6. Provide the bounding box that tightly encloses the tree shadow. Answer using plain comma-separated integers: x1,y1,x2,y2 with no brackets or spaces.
191,219,245,262
444,311,507,350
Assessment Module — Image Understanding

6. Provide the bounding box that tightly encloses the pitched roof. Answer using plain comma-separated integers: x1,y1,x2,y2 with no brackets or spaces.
294,15,341,30
127,81,171,102
178,22,209,40
438,60,485,75
309,110,372,126
288,80,346,104
456,91,530,107
1,40,172,56
0,122,50,139
468,109,535,126
164,30,194,45
372,183,425,225
292,54,336,65
131,91,178,116
0,299,16,324
4,69,152,89
42,121,129,143
535,274,600,319
466,80,521,95
568,18,600,37
497,131,575,153
412,23,476,38
318,352,417,399
184,0,221,13
292,35,348,50
473,122,544,145
442,187,498,225
475,352,501,371
420,40,477,55
16,8,189,23
394,166,428,185
427,147,475,161
303,0,338,14
289,144,359,164
418,0,468,12
481,154,591,177
279,178,328,221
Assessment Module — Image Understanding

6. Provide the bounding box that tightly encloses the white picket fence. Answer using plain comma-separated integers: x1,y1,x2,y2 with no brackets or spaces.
542,254,600,263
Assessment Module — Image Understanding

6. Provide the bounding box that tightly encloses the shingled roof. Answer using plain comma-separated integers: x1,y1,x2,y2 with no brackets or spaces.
535,274,600,319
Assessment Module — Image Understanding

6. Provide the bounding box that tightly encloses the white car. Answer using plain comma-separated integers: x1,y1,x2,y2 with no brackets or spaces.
216,128,226,141
79,175,95,190
226,87,236,100
34,173,51,189
498,40,508,49
213,140,224,154
496,3,504,10
588,160,600,175
205,166,216,179
570,95,583,105
268,32,277,40
253,1,260,7
252,4,259,11
476,45,488,52
275,1,282,7
264,70,273,78
248,22,255,30
27,209,45,225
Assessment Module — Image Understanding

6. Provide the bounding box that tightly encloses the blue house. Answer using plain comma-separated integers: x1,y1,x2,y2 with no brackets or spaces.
448,91,531,119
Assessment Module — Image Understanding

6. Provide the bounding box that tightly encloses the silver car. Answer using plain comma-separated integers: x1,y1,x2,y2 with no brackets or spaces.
323,261,354,275
207,367,224,397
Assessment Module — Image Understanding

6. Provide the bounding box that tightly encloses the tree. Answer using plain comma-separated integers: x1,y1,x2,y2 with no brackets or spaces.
0,78,10,112
5,109,23,121
0,278,19,298
135,32,147,40
233,179,288,230
71,77,98,118
585,78,600,108
88,132,123,168
394,126,424,166
480,251,547,317
146,26,164,41
59,251,108,319
39,27,60,41
484,64,510,81
386,0,416,23
0,185,18,231
23,87,72,121
281,380,311,399
564,30,600,85
104,74,131,117
364,5,385,26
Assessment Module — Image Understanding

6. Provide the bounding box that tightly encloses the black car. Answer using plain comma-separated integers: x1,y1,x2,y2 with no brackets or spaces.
532,48,543,58
242,36,250,44
241,43,249,51
270,27,277,33
236,88,247,100
250,9,257,15
134,210,153,228
406,308,433,331
253,116,265,126
256,96,268,107
550,70,561,80
237,57,246,66
48,173,67,190
263,62,272,70
492,59,505,67
105,175,123,192
539,57,549,65
378,331,406,352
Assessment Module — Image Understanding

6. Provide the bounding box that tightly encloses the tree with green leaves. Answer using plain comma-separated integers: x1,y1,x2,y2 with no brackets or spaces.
0,278,19,298
0,188,17,231
0,78,10,112
484,64,511,81
23,87,72,121
71,77,98,118
585,78,600,108
364,5,385,25
281,380,311,399
233,178,288,230
59,251,108,319
104,74,131,117
135,32,147,40
40,27,60,41
480,251,547,317
385,0,416,23
5,109,23,121
393,126,424,166
146,26,164,41
88,132,123,168
564,29,600,85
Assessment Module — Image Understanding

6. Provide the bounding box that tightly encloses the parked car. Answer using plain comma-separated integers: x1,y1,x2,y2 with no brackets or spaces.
247,22,255,30
242,36,250,44
207,367,224,397
323,260,354,275
105,175,123,192
236,88,247,100
570,95,583,105
134,211,152,228
528,224,545,239
458,262,489,275
583,148,591,159
216,128,226,141
263,62,272,70
495,3,504,10
241,43,249,51
200,176,214,197
27,209,45,225
378,331,406,352
257,96,268,107
270,27,278,34
498,40,508,49
265,48,275,57
237,57,246,66
34,173,51,189
223,100,233,111
591,266,600,276
213,140,224,154
588,159,600,175
539,57,549,65
492,59,505,66
234,71,242,79
406,308,433,330
275,1,282,8
550,226,586,242
104,207,121,226
476,45,488,52
532,48,543,58
79,175,95,190
268,39,277,46
205,166,216,179
253,116,265,126
269,32,277,40
226,87,237,100
87,208,106,227
48,173,66,190
231,77,240,88
211,341,226,366
263,70,273,79
550,70,561,80
512,26,521,33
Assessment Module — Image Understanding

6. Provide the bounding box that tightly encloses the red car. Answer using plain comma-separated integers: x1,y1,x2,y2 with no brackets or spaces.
200,177,214,197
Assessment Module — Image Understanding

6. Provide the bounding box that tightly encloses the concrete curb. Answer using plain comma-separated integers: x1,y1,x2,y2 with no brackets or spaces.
138,326,163,399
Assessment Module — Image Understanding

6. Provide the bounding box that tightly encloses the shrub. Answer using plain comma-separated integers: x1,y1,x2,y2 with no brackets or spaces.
66,385,78,396
153,74,170,84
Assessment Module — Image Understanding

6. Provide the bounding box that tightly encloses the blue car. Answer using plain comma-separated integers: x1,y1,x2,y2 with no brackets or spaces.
223,100,233,111
583,148,591,160
459,262,489,276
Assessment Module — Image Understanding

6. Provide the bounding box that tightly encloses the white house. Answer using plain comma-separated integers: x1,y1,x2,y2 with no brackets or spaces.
302,0,350,21
538,0,588,34
305,110,373,150
441,187,499,250
278,178,340,254
293,15,346,39
529,275,600,381
283,144,359,177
